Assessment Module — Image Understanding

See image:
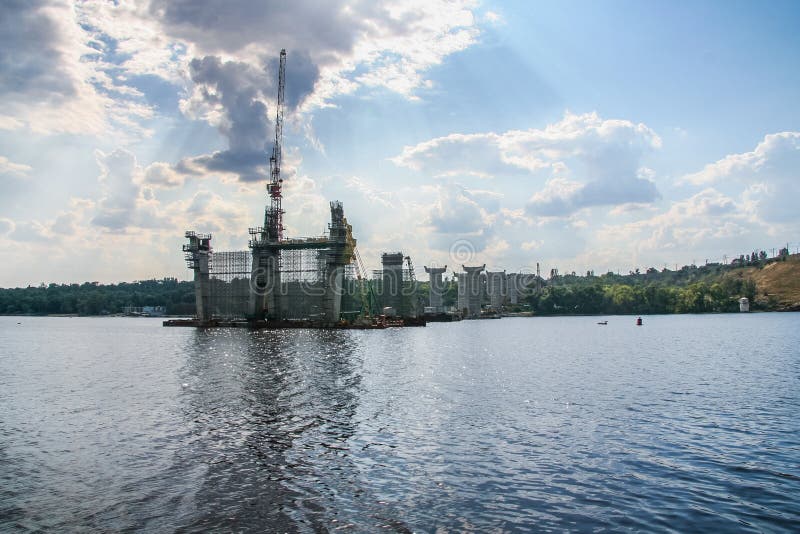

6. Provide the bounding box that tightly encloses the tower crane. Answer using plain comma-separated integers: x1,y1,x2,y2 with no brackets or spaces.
265,49,286,242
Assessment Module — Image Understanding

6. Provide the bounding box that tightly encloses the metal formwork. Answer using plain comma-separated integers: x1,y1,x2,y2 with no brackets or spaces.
372,253,417,317
278,247,325,320
280,247,325,283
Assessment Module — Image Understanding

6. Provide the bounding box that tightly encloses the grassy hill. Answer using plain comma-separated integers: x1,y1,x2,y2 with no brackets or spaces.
724,254,800,311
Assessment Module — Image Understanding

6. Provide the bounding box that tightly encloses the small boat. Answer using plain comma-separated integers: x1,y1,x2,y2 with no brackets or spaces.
597,320,607,325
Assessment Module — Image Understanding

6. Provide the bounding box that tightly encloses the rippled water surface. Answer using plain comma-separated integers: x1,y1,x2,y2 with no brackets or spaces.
1,314,799,532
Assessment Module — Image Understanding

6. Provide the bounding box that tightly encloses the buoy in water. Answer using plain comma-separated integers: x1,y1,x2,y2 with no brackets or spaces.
636,317,643,326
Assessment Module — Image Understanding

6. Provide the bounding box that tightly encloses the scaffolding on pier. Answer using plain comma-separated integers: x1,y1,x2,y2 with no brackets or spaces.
208,250,252,319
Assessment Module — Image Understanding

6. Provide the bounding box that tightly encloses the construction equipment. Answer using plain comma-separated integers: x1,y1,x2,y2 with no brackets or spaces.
405,255,421,316
405,255,416,282
354,246,378,317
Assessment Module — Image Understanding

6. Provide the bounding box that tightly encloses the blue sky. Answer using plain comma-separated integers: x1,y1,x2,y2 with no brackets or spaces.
1,0,799,286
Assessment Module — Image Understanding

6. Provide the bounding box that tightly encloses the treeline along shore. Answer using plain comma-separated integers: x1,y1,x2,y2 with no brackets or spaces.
2,252,798,317
0,278,196,317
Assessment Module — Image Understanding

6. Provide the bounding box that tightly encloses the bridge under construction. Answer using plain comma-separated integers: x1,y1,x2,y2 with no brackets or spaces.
166,49,543,328
166,50,421,329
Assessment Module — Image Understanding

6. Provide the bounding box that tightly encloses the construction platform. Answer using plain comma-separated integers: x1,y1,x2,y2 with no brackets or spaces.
163,317,425,329
422,312,462,322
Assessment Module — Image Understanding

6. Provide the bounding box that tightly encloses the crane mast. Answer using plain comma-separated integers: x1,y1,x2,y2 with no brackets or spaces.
266,49,286,242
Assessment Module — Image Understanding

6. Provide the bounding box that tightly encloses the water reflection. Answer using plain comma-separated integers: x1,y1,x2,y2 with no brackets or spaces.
177,328,377,531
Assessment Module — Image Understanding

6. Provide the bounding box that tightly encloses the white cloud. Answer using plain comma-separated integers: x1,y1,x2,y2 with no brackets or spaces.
0,156,32,177
425,183,492,234
76,1,185,83
50,211,80,236
92,149,144,229
483,11,503,24
344,1,480,100
391,132,532,177
343,176,394,207
0,217,14,236
140,1,481,181
0,1,485,189
0,1,155,136
592,188,750,266
9,220,51,243
521,239,543,251
526,177,584,216
177,190,250,238
83,0,482,109
681,131,800,224
281,174,330,237
392,112,662,216
90,148,177,231
144,162,185,188
0,116,24,131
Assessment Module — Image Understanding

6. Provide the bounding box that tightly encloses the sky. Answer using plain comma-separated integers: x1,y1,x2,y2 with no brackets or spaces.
1,0,799,287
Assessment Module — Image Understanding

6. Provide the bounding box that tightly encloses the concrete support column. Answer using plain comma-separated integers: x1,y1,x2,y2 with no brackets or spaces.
322,263,343,323
381,252,405,316
248,249,281,320
424,265,447,312
184,231,212,323
194,253,211,322
486,270,507,310
461,264,486,318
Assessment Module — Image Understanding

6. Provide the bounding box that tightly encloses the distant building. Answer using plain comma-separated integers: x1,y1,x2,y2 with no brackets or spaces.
507,273,537,304
123,305,166,317
739,297,750,312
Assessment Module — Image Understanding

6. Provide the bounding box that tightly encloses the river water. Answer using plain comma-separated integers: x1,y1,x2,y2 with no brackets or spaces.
1,314,798,532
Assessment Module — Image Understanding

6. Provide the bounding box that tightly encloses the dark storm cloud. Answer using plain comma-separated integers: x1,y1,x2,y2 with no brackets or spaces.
183,150,267,183
177,53,319,182
190,56,270,151
270,49,320,111
181,56,271,181
0,0,78,100
148,0,360,55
